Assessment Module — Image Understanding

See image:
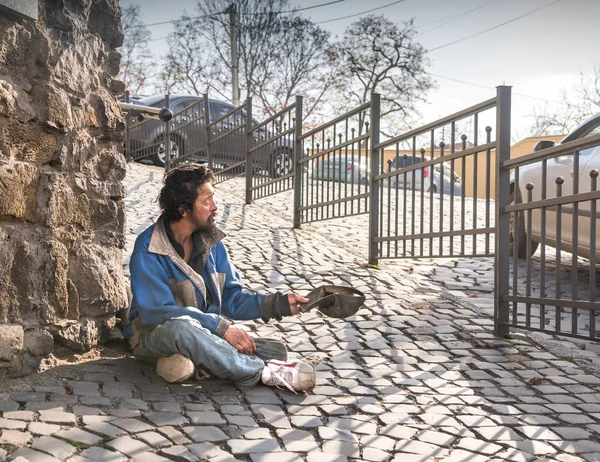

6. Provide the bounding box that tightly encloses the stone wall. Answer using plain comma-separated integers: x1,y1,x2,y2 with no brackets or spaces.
0,0,127,376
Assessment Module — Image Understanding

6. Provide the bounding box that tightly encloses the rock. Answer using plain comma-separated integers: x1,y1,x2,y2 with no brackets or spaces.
0,80,17,116
0,325,24,360
56,319,99,352
0,162,40,222
68,242,127,318
24,329,55,356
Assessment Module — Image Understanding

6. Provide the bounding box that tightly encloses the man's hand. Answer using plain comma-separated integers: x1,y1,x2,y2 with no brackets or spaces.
223,327,256,355
288,293,309,315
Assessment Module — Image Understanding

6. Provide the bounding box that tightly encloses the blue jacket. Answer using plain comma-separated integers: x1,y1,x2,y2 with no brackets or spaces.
124,218,272,341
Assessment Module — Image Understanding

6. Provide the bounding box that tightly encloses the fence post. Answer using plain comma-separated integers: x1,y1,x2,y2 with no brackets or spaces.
494,85,512,337
124,90,131,162
245,96,253,205
203,93,212,170
368,93,380,265
293,95,303,228
164,93,171,171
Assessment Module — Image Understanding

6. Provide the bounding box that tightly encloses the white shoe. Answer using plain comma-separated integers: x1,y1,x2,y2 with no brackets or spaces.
261,359,316,393
156,354,195,383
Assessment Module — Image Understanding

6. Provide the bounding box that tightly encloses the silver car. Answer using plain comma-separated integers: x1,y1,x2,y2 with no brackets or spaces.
510,113,600,259
312,155,370,185
388,154,463,196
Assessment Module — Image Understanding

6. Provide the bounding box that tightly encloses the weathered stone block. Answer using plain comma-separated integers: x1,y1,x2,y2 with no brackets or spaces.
0,80,17,116
0,161,39,222
0,120,58,164
0,325,24,360
0,228,70,325
38,173,92,230
56,319,99,352
68,242,127,318
24,329,54,356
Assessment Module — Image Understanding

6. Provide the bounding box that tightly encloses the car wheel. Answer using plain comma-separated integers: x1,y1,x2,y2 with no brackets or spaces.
153,137,183,168
509,188,539,258
428,184,437,193
269,150,293,178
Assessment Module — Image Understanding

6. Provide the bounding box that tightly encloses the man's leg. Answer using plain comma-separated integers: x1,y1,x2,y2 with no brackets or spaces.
133,316,264,388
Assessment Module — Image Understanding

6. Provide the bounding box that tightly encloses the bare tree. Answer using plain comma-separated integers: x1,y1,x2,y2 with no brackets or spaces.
161,0,334,121
119,5,153,95
160,17,224,98
332,15,434,137
255,16,333,119
529,64,600,136
194,0,287,105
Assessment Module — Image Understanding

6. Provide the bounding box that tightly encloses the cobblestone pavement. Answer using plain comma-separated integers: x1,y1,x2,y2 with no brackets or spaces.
2,163,600,461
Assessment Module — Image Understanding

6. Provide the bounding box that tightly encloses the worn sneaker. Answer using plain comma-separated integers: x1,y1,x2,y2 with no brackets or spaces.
261,359,316,393
156,354,195,383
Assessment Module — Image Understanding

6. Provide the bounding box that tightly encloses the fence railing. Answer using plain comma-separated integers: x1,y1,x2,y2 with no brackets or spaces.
371,97,498,262
246,97,297,203
208,100,248,183
496,123,600,340
294,99,375,227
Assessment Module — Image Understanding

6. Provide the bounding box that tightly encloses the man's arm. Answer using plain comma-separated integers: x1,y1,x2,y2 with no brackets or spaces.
213,242,307,321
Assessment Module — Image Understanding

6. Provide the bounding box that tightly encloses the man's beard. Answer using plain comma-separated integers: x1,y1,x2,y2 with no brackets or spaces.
194,212,217,231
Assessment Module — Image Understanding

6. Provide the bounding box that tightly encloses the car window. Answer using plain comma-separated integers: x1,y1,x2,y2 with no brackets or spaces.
392,154,424,169
585,124,600,139
210,103,232,119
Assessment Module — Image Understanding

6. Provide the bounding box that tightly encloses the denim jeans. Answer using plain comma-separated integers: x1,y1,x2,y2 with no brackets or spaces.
131,316,287,388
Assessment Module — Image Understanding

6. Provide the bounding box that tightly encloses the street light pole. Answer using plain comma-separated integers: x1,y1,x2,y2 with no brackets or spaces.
227,3,240,106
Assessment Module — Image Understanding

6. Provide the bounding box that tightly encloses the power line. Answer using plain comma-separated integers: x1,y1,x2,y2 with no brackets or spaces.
130,0,347,28
428,0,563,52
428,72,561,104
316,0,407,25
241,0,346,15
416,0,497,37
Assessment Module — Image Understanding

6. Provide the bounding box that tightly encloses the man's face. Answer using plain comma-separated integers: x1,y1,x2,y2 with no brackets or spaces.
186,183,218,230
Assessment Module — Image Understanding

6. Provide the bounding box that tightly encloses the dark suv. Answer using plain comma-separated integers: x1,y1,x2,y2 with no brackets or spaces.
125,95,294,177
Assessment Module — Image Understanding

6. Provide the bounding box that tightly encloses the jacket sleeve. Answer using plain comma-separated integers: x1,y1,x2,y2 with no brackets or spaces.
212,242,271,322
130,251,231,337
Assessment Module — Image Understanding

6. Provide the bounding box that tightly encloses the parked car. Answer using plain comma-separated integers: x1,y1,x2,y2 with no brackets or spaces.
510,113,600,259
388,154,463,195
122,95,293,177
312,155,370,184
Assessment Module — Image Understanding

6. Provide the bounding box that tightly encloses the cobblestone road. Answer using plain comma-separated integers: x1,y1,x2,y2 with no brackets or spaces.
1,163,600,461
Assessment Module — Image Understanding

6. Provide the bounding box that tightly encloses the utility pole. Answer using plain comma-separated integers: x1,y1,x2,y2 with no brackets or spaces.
227,3,240,106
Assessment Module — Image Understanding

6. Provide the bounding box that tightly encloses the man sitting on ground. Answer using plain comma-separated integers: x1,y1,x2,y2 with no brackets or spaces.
123,164,316,392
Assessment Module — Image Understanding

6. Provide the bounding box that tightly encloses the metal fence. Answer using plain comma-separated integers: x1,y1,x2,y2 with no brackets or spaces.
168,96,208,170
293,97,377,228
207,100,248,183
246,97,297,203
370,98,498,262
496,100,600,340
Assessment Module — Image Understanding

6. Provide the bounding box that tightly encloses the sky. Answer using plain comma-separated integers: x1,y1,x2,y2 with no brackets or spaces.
118,0,600,141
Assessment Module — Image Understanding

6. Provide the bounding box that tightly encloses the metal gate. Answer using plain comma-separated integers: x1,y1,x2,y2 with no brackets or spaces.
369,93,500,263
246,97,297,203
294,96,379,228
166,95,209,170
496,91,600,340
207,100,248,183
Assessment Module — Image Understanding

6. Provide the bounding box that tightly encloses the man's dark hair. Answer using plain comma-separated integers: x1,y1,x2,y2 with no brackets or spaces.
158,164,215,222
